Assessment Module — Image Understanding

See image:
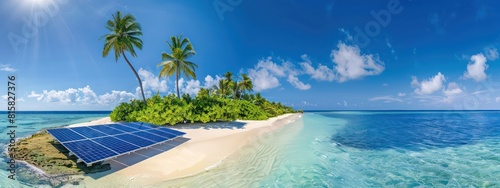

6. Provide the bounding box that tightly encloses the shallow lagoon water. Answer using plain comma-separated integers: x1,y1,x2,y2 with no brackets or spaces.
1,111,499,187
165,111,500,187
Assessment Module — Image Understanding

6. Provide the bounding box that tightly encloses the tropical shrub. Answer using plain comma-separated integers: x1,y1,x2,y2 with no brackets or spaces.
110,93,296,126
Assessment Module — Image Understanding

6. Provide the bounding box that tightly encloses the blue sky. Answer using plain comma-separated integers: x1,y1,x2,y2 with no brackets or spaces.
1,0,500,110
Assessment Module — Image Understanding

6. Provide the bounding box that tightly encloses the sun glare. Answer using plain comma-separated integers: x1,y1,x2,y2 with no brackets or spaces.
26,0,48,6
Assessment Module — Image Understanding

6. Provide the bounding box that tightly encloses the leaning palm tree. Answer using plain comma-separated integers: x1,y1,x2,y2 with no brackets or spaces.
101,11,146,103
158,35,197,98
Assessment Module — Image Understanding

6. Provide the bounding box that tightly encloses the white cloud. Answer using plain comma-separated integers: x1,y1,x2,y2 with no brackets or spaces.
99,90,135,105
179,78,201,96
203,75,223,88
463,54,488,82
369,96,403,103
386,38,396,56
411,72,446,95
76,85,99,104
398,93,406,97
301,101,317,106
472,90,488,95
138,68,169,92
248,68,281,92
28,91,44,101
343,100,348,107
485,48,499,60
287,75,311,90
0,64,18,72
339,28,353,41
443,82,463,96
331,42,385,82
247,57,311,91
496,97,500,103
300,54,335,82
383,83,389,87
28,86,135,105
255,57,286,77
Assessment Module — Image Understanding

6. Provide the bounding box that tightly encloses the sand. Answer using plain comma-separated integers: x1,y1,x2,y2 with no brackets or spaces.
67,113,302,187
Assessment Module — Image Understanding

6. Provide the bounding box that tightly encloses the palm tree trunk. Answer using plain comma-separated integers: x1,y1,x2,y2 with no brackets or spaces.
122,53,147,104
176,68,180,98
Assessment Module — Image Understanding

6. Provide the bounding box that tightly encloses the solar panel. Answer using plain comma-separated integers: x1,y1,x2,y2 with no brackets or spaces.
106,124,139,132
92,137,140,154
47,128,85,142
146,129,177,139
89,125,125,135
128,122,186,136
70,127,107,138
114,134,156,147
47,122,186,165
132,131,169,142
122,122,157,130
62,140,118,164
157,127,186,136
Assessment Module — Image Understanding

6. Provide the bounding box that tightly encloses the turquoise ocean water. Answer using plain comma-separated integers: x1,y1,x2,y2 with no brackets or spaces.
2,111,500,187
164,111,499,187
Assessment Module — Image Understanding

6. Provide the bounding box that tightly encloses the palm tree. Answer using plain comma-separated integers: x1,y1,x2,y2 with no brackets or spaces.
213,79,229,97
223,71,233,83
158,35,197,98
238,73,253,95
228,73,253,100
232,80,241,99
101,11,146,103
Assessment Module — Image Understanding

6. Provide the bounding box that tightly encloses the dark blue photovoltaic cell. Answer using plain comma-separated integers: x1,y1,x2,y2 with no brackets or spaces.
132,131,169,142
114,134,156,147
92,137,140,154
70,126,107,138
47,128,86,142
47,122,186,165
62,140,117,164
157,127,186,136
122,122,156,130
89,125,125,135
146,129,177,139
128,122,186,136
106,124,138,132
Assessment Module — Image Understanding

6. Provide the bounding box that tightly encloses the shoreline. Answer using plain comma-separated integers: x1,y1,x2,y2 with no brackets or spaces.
65,113,302,186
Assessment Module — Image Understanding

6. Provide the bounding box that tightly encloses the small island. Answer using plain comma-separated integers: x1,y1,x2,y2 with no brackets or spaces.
7,10,300,187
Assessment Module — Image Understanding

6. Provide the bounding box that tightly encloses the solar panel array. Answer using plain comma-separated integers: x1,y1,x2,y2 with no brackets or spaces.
47,122,186,165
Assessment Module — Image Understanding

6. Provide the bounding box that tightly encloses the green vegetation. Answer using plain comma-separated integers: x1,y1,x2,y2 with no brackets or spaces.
110,92,295,125
101,11,147,103
110,71,296,125
99,11,297,125
158,35,198,98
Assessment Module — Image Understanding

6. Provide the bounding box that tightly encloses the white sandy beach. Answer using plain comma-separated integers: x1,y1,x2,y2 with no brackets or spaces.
66,113,302,187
